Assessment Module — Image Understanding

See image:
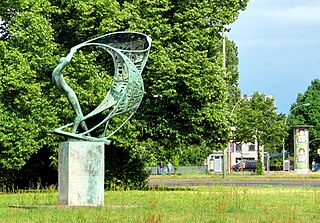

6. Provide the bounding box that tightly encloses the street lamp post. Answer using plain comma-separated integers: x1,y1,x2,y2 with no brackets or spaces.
309,138,320,166
231,99,242,114
228,99,243,174
309,138,320,145
283,103,310,171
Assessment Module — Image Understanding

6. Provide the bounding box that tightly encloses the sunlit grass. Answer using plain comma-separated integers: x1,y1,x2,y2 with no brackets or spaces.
149,171,320,182
1,184,320,222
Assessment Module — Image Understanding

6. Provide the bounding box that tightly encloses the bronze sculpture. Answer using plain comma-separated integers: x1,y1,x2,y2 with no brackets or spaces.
49,31,152,143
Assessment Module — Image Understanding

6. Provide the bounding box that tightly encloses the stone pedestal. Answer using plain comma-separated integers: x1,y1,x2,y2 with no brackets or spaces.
58,141,105,206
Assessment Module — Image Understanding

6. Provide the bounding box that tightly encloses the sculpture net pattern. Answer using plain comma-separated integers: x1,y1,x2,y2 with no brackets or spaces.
50,32,152,143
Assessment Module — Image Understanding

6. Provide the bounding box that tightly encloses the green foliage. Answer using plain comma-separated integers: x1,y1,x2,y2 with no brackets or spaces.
0,0,249,187
235,93,287,151
270,157,282,167
0,168,15,191
105,145,150,190
235,93,287,174
0,2,58,170
286,79,320,162
126,0,249,165
170,155,179,171
256,150,263,175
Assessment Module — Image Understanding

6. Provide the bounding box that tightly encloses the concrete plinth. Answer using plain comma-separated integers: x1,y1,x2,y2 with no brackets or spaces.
58,141,105,206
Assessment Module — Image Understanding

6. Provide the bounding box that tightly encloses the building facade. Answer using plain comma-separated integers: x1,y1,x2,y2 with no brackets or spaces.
206,142,264,173
229,141,264,171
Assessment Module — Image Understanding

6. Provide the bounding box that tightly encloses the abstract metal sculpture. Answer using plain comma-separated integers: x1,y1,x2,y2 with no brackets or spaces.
49,32,152,143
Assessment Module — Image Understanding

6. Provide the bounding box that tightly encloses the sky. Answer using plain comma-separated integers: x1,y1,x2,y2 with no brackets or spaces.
228,0,320,114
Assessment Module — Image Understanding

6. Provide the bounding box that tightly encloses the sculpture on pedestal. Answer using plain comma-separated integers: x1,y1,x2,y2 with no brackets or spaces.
49,32,151,206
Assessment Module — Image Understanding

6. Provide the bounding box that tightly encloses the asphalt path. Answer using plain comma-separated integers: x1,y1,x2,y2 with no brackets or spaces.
148,180,320,187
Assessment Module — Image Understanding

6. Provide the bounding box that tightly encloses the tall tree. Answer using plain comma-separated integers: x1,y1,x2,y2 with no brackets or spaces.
235,92,287,174
0,0,249,187
0,0,128,186
0,0,58,170
286,79,320,163
121,0,249,165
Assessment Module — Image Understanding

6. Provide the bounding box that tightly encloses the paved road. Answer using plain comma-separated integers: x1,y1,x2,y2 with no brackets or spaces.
149,180,320,187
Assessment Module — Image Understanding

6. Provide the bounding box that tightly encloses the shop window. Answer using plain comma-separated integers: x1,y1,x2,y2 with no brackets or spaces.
236,143,242,152
249,144,255,151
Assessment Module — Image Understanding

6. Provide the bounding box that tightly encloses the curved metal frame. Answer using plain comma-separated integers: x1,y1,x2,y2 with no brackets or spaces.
49,31,152,143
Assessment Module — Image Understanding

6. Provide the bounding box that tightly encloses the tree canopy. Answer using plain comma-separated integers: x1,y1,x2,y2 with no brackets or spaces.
125,0,249,165
234,92,287,174
0,0,249,187
235,93,286,150
286,79,320,162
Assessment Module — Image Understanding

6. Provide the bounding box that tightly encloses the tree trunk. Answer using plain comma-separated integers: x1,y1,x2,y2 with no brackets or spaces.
256,140,264,175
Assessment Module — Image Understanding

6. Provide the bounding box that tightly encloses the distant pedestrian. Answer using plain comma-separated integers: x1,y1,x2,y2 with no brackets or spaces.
159,161,165,175
167,161,173,175
312,160,315,171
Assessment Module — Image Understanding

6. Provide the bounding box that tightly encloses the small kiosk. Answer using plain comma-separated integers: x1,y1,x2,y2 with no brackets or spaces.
207,151,223,173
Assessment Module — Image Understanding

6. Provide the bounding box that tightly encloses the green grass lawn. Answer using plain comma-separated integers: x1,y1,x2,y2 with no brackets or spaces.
1,173,320,223
149,171,320,182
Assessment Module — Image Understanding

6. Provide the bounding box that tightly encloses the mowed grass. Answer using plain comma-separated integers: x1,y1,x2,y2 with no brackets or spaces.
1,184,320,223
149,171,320,182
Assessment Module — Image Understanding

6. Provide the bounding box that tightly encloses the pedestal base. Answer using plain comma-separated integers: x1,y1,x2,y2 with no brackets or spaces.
58,141,105,206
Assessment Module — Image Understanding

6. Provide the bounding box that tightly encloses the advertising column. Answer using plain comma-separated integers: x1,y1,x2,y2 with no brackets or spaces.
293,126,312,174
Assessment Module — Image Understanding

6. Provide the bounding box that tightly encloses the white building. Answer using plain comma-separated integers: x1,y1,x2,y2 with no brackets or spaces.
229,141,264,170
206,151,223,173
206,142,264,173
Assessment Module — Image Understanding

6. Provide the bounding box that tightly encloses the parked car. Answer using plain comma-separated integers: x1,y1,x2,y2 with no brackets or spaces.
312,163,320,172
232,160,257,172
